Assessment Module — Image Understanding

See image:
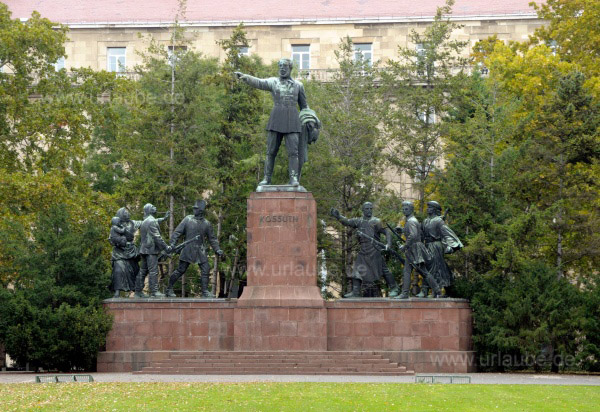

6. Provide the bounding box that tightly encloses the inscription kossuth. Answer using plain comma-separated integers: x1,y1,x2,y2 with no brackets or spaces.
259,215,300,224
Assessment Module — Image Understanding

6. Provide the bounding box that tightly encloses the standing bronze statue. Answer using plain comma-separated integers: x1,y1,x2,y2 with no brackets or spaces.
136,203,171,298
395,201,442,299
109,207,168,298
108,216,135,298
331,202,400,298
235,58,317,189
421,201,463,297
166,200,223,298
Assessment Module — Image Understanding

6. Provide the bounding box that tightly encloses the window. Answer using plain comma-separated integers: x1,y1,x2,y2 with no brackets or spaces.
107,47,126,72
418,107,436,124
167,45,187,67
54,56,65,71
415,43,427,76
238,46,249,57
291,45,310,70
547,40,558,56
478,62,489,76
353,43,372,66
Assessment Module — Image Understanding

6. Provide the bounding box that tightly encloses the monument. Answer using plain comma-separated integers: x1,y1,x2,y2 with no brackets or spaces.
98,59,474,374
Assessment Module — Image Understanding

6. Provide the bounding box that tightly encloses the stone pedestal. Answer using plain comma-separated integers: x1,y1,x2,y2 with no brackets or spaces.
235,191,327,350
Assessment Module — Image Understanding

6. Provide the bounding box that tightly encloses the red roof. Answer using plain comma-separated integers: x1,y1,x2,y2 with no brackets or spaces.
4,0,540,24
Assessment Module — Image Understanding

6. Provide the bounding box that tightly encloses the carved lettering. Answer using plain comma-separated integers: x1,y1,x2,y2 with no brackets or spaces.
258,214,300,225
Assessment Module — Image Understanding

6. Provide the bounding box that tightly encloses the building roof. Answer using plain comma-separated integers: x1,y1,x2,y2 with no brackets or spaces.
4,0,541,26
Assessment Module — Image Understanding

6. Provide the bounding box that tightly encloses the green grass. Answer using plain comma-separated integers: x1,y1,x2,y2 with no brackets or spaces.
0,382,598,411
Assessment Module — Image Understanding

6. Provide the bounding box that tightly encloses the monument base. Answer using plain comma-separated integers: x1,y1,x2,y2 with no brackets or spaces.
234,306,327,351
256,184,307,193
98,298,475,373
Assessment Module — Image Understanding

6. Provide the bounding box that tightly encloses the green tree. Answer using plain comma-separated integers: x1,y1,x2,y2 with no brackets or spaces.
381,0,468,213
205,24,269,296
303,36,390,294
440,5,600,371
0,4,115,284
0,205,112,371
530,0,600,90
470,262,583,373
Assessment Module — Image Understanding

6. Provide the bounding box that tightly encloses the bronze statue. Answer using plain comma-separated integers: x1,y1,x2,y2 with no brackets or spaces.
421,201,463,297
395,200,442,299
108,216,135,298
331,202,400,298
166,200,223,298
136,203,171,298
109,207,144,299
235,58,317,189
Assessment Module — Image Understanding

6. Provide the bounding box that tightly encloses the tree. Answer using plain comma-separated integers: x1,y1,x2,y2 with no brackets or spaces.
0,4,116,285
530,0,600,90
440,5,600,372
469,262,583,373
381,0,468,213
0,205,112,371
303,37,391,294
205,24,270,296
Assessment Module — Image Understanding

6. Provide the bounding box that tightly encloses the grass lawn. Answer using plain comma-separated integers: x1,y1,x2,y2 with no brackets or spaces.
0,382,598,411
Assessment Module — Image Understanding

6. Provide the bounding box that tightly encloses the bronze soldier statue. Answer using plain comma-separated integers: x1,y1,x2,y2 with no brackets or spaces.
166,200,223,298
421,201,463,297
395,201,442,299
331,202,400,298
235,58,310,188
136,203,171,298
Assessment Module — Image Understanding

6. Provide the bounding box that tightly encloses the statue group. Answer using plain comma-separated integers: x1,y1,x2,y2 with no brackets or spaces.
109,200,222,299
331,200,462,299
108,57,462,299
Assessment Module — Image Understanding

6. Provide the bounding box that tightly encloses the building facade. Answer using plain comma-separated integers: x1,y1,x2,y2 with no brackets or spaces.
5,0,546,198
6,1,545,73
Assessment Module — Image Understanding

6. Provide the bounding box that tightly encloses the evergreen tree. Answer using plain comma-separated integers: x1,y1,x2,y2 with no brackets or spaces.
381,0,468,213
303,36,391,295
206,24,270,296
0,205,112,371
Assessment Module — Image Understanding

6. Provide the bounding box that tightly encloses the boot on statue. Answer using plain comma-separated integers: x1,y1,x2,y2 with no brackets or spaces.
201,274,215,298
343,278,362,298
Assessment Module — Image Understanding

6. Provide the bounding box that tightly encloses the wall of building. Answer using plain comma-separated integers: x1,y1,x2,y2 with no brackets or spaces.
61,18,544,72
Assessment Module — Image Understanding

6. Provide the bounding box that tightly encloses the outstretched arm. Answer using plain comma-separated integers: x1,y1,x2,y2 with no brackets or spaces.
330,208,358,228
156,210,170,224
234,72,272,91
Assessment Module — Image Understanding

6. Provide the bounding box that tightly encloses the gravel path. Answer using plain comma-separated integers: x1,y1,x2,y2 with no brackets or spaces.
1,372,600,385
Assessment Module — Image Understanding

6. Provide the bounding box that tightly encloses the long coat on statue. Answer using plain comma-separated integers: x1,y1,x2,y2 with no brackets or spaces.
422,215,463,288
344,217,389,283
402,215,431,265
170,215,220,264
242,75,308,133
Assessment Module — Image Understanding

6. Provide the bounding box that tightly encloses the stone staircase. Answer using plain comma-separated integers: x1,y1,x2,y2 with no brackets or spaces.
133,351,414,375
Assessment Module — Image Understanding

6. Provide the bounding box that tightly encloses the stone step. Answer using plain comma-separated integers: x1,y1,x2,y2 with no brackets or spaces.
147,362,405,371
168,351,382,356
157,358,394,365
133,350,413,376
168,353,385,359
135,368,413,376
158,359,402,367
